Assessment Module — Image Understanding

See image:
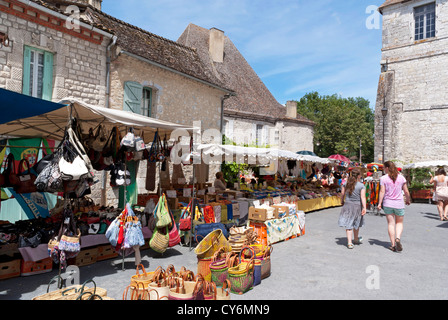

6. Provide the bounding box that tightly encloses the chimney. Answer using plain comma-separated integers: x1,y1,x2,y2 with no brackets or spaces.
88,0,102,10
286,101,297,119
209,27,224,63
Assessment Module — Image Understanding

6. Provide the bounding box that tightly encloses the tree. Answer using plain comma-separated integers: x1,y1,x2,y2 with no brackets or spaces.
296,92,375,163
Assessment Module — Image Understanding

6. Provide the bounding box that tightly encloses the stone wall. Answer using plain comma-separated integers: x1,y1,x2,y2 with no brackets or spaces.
375,0,448,164
101,53,227,206
0,0,109,106
109,53,224,131
224,116,314,153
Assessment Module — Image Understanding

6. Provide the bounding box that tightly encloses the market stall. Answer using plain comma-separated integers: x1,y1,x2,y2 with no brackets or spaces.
0,89,195,279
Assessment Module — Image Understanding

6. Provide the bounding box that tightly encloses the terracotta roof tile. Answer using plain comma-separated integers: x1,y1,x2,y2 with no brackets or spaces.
83,8,231,92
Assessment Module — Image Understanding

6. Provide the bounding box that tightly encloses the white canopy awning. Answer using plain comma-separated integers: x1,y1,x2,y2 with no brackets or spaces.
0,97,194,142
403,160,448,169
196,144,330,165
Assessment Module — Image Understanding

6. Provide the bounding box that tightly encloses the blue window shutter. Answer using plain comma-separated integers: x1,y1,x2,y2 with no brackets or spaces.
22,46,32,96
42,52,54,101
123,81,143,114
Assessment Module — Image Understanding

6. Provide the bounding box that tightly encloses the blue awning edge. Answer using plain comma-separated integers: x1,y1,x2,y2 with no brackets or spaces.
0,88,66,125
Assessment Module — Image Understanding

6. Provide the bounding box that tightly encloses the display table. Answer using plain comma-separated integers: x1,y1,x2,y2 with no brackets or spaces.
296,196,341,213
265,212,305,245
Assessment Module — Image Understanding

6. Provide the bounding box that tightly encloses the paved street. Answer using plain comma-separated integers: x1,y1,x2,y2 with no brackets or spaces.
0,203,446,301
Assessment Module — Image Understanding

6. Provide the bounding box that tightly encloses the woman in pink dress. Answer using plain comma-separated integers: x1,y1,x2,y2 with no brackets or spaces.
429,168,448,221
378,161,411,252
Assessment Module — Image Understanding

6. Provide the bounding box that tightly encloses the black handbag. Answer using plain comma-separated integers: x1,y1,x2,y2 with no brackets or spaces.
18,232,42,248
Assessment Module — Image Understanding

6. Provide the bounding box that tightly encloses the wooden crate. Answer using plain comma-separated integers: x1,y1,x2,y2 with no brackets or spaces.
68,247,98,267
248,207,278,222
97,244,118,261
0,258,21,280
21,257,53,276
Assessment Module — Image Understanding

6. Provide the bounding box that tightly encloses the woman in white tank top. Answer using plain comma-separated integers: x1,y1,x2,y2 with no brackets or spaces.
430,168,448,221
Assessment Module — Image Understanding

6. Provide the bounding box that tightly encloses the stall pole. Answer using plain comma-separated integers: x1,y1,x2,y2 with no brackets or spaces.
189,163,196,252
121,159,127,271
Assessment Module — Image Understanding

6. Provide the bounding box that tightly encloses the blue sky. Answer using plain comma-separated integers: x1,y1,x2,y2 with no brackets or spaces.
102,0,385,109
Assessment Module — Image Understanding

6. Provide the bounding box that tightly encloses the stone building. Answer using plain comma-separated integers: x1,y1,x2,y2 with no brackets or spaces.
0,0,113,105
177,24,315,153
375,0,448,165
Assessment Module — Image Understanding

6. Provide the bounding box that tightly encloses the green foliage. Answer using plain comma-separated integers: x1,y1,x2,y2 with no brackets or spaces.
295,92,375,163
221,162,249,184
408,168,433,190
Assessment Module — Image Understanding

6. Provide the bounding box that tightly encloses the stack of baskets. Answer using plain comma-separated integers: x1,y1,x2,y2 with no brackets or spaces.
194,229,232,281
193,227,273,296
228,226,258,254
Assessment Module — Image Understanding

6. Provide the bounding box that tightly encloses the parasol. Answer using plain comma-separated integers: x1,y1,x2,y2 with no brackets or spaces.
328,154,350,163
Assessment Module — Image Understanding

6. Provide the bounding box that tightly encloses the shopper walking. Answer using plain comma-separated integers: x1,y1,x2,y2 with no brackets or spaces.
338,169,367,249
377,161,411,252
429,168,448,221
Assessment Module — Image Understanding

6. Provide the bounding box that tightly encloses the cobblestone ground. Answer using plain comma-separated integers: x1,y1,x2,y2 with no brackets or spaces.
0,203,446,301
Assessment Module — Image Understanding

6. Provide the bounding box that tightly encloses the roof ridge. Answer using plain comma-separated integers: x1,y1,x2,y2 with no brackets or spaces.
86,6,197,53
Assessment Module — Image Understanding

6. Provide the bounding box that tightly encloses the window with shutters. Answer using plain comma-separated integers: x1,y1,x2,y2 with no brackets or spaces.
22,46,54,101
123,81,154,117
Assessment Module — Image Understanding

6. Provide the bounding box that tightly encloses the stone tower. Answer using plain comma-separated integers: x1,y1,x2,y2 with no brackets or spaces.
375,0,448,165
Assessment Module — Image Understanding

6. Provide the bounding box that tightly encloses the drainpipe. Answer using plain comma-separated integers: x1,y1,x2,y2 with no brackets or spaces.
105,35,117,109
220,93,232,136
101,35,117,206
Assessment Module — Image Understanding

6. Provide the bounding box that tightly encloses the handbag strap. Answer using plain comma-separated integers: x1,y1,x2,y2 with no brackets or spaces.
180,200,192,219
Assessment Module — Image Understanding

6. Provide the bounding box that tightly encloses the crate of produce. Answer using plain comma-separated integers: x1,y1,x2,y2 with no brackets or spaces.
21,257,53,276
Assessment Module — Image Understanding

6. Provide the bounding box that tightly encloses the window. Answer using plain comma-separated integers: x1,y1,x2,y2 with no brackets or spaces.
22,46,54,101
274,129,280,146
142,88,152,117
256,124,263,146
414,3,436,41
123,81,154,117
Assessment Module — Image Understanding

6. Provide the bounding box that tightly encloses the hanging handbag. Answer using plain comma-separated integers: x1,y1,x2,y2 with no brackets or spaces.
57,207,81,254
91,125,107,152
105,217,121,247
66,124,94,177
155,194,172,228
179,200,192,231
13,159,38,194
59,155,89,181
2,153,17,187
167,204,181,247
149,226,169,254
148,131,159,162
145,161,156,191
121,130,136,150
134,132,146,152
